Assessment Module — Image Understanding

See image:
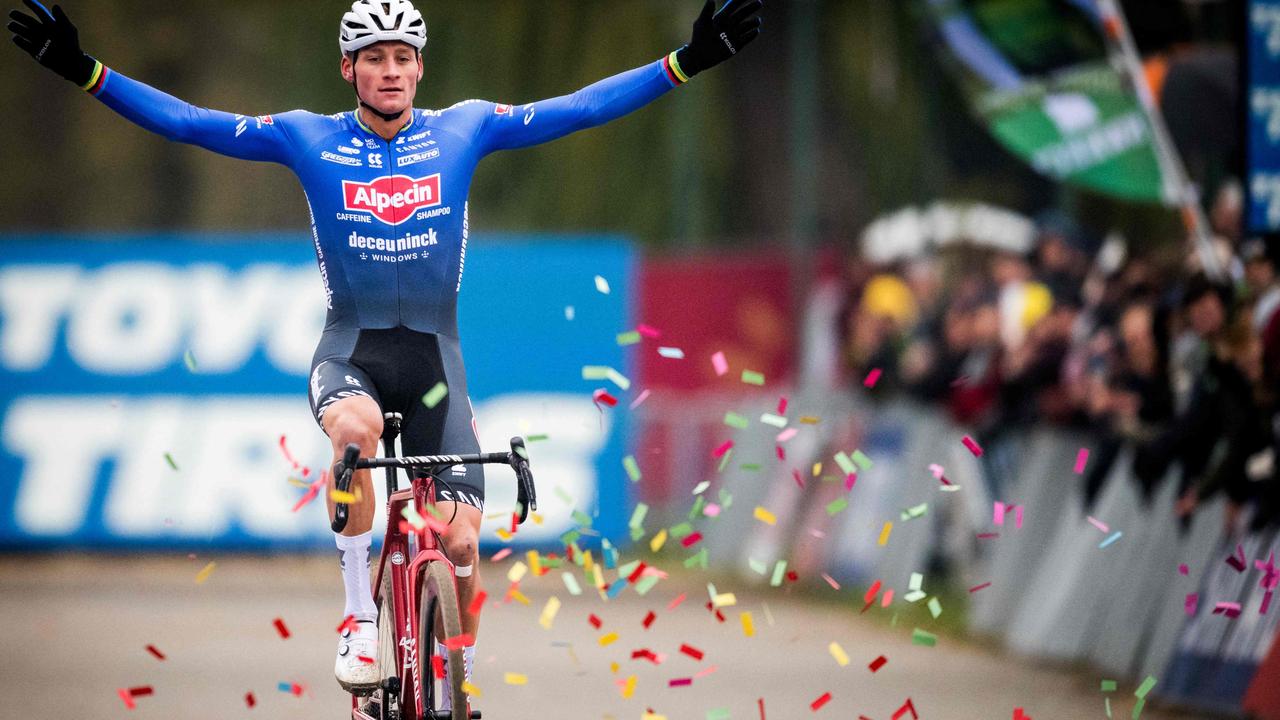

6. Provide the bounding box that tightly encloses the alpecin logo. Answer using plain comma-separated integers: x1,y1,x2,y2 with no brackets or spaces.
342,174,441,226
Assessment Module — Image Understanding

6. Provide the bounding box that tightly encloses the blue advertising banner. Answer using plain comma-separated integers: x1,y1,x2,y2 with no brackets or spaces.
0,234,634,551
1248,1,1280,233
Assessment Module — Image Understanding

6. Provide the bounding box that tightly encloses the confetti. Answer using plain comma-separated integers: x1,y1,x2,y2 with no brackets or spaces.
642,611,657,629
1099,532,1123,549
760,413,787,428
183,349,198,372
828,642,850,666
1074,448,1090,474
740,612,755,637
754,506,777,526
725,412,750,429
421,381,448,409
811,692,832,711
330,489,357,504
869,655,887,672
658,346,685,359
1178,563,1189,575
461,680,482,699
669,677,693,687
629,389,651,409
864,368,882,388
969,582,992,593
117,689,136,710
777,427,799,442
650,529,669,552
962,435,983,457
244,692,256,708
621,675,636,699
1185,593,1198,616
581,365,631,391
195,561,217,584
822,573,840,590
741,370,765,386
1213,602,1242,618
668,593,687,610
564,305,575,320
825,497,848,515
616,330,642,345
1227,544,1247,572
712,440,734,458
621,455,642,483
892,698,919,720
599,632,619,646
504,672,528,686
680,644,705,661
911,628,937,647
712,351,729,376
878,522,893,546
145,644,166,660
164,452,179,471
1087,516,1110,533
593,389,619,409
273,618,291,639
594,275,610,294
927,597,943,618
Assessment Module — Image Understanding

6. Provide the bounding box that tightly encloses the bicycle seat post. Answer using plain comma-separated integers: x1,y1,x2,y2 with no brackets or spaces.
382,412,403,498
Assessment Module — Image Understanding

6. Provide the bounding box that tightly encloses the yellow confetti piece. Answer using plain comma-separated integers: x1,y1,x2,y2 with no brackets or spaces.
649,528,668,553
829,642,850,666
539,596,561,630
642,714,668,720
495,528,513,541
461,681,482,699
194,561,217,584
753,506,777,526
526,550,542,577
592,564,605,597
507,561,528,583
531,512,544,525
503,672,528,686
509,589,530,606
598,632,619,647
329,489,356,504
812,462,823,477
712,593,737,608
621,674,636,699
609,661,619,674
878,521,893,546
740,611,755,637
583,550,594,575
800,416,821,424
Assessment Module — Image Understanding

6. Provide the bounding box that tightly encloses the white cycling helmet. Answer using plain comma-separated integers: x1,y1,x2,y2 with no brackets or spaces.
339,0,427,55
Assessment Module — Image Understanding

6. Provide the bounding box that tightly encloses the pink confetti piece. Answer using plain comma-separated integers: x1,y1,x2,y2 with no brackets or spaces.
776,427,799,443
928,462,952,485
629,389,651,409
1185,593,1198,616
821,573,840,590
1179,563,1189,576
777,396,788,414
969,582,992,593
1074,448,1089,474
637,323,661,338
290,471,328,513
279,434,300,469
668,592,687,610
1213,601,1242,618
793,469,805,489
864,368,883,388
962,435,984,457
669,677,693,687
844,473,857,491
491,548,513,562
703,503,721,517
712,440,734,458
777,445,786,461
993,502,1006,526
711,351,728,376
1228,544,1247,572
117,689,136,710
977,532,1000,539
694,664,719,679
881,589,894,607
1087,516,1109,533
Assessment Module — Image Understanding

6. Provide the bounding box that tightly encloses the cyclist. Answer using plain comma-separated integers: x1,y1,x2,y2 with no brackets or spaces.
8,0,764,703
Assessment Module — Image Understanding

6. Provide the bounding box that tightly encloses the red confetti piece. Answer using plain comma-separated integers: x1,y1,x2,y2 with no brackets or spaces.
129,686,153,698
892,698,919,720
637,323,661,338
680,644,705,661
668,593,687,610
145,644,166,660
627,562,649,583
468,590,488,616
977,532,1000,539
357,655,375,664
510,512,519,534
117,689,136,710
669,677,692,687
444,633,474,650
1014,708,1030,720
291,471,328,512
811,692,832,711
336,614,358,635
793,469,805,489
273,617,291,639
712,440,734,458
642,611,656,629
776,445,786,461
969,582,992,593
962,435,983,457
777,396,789,414
291,683,305,696
1179,563,1189,575
631,649,660,663
588,613,603,629
245,692,256,708
432,655,446,679
593,388,618,408
759,698,767,720
869,655,887,672
863,368,882,388
786,570,799,583
681,532,703,548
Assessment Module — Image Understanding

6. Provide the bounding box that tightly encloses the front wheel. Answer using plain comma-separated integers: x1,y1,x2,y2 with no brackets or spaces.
419,561,466,720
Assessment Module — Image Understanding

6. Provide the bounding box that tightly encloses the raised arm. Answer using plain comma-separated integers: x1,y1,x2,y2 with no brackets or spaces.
8,1,294,164
478,0,763,155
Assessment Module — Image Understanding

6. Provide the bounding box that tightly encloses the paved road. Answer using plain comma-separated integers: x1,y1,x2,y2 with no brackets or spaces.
2,555,1193,719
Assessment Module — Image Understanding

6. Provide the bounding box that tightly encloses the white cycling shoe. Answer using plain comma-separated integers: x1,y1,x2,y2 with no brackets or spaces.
335,620,380,694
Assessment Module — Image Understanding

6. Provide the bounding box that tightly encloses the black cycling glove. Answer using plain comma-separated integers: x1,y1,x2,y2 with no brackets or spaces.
673,0,764,80
8,1,97,87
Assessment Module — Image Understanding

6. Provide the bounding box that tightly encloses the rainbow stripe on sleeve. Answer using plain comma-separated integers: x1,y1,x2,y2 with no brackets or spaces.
663,51,690,87
80,60,109,96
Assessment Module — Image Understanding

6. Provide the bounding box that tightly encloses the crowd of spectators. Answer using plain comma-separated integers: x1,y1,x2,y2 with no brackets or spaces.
840,186,1280,535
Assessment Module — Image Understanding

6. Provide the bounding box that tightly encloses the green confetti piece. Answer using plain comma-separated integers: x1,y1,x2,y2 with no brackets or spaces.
903,590,927,603
759,413,787,428
825,497,849,515
623,455,642,482
634,574,660,596
606,368,631,391
741,370,765,385
1131,698,1146,720
183,349,198,372
1134,676,1157,699
718,488,733,509
629,526,644,542
1105,697,1112,719
628,503,649,529
617,560,640,579
570,510,593,527
687,496,706,521
164,452,179,471
739,463,762,472
927,597,943,619
770,560,787,587
554,486,573,505
852,449,873,471
562,572,582,596
1101,680,1117,692
582,366,631,391
560,530,581,547
421,381,448,409
723,412,750,429
543,557,563,569
748,558,767,575
912,628,938,647
616,330,641,346
834,452,857,475
669,522,694,539
909,572,924,591
901,503,929,521
890,611,899,627
707,708,732,720
717,449,733,472
683,547,709,569
526,433,549,442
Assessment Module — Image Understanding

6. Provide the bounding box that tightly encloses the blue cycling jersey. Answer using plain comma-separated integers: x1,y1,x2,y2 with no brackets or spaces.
87,56,685,337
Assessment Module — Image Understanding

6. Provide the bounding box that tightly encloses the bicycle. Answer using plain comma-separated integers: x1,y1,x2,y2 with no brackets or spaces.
331,412,537,720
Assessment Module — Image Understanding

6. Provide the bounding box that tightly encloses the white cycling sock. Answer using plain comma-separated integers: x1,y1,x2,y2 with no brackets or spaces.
335,531,378,623
436,642,477,711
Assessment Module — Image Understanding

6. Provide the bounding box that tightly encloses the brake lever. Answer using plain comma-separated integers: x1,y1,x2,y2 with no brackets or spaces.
330,443,362,533
510,436,537,524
